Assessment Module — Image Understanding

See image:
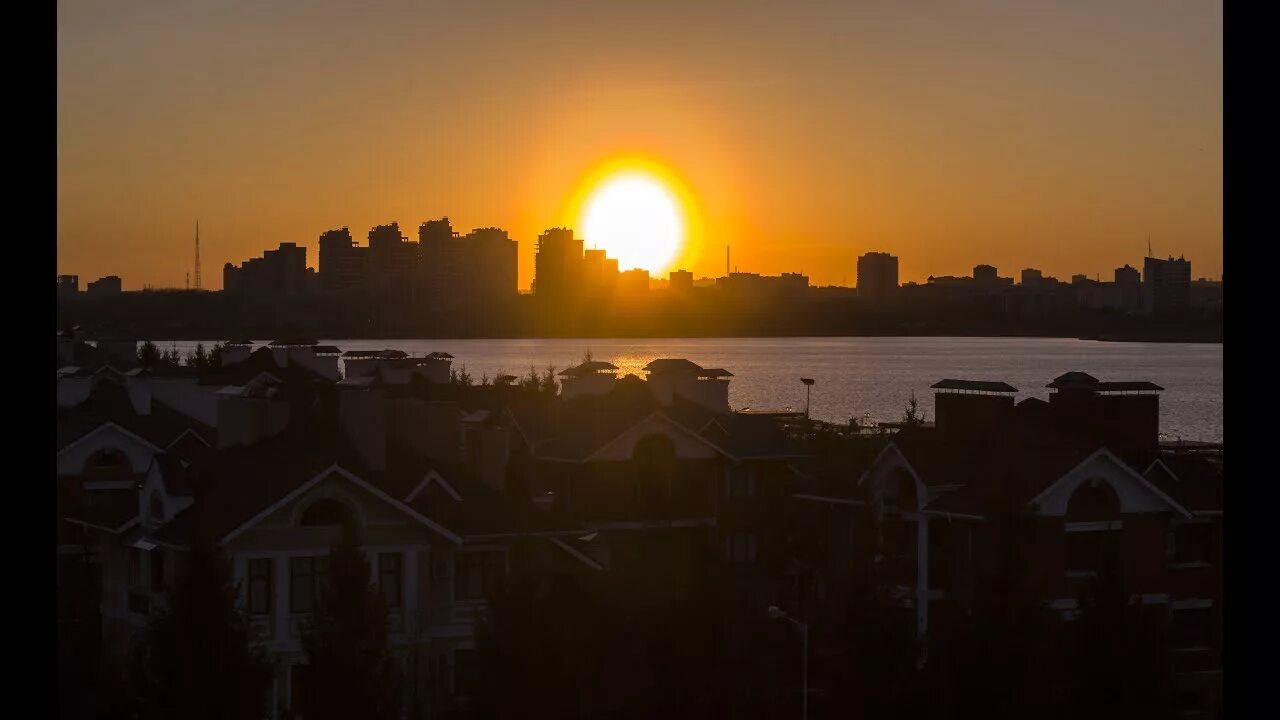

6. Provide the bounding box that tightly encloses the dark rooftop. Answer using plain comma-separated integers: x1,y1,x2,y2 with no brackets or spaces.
559,360,620,377
930,379,1019,393
643,358,704,375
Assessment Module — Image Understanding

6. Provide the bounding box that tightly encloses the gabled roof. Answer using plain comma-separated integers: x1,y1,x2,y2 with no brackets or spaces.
57,381,217,453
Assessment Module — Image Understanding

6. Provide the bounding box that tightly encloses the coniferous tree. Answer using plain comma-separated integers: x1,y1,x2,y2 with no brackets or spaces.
140,541,273,720
137,341,161,367
298,525,401,720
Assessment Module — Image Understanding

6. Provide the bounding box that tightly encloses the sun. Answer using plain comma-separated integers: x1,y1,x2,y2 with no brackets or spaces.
577,168,686,275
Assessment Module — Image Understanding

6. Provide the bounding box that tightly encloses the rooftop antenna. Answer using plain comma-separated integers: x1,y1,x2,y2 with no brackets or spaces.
1147,235,1152,257
185,271,190,290
194,221,202,290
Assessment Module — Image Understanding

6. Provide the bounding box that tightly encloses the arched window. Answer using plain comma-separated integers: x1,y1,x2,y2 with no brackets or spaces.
1064,479,1122,577
299,498,353,528
85,447,130,477
1066,479,1121,522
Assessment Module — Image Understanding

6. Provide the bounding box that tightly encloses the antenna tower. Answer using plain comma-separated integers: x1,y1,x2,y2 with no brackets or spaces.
194,221,202,290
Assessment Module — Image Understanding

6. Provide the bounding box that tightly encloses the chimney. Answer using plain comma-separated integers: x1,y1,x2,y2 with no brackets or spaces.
463,415,510,492
338,378,387,471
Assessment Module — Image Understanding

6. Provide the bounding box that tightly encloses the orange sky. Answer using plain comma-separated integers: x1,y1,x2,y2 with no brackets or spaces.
58,1,1222,291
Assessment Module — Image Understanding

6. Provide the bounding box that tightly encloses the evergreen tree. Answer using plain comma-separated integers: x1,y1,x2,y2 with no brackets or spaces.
299,525,401,720
138,340,160,367
140,541,273,720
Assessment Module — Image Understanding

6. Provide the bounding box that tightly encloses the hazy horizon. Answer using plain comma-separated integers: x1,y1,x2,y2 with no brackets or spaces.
58,0,1222,290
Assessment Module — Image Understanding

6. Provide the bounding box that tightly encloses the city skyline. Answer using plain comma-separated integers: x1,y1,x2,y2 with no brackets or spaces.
58,0,1222,291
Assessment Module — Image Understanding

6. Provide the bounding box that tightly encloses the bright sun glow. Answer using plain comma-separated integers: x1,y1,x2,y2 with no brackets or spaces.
580,171,684,275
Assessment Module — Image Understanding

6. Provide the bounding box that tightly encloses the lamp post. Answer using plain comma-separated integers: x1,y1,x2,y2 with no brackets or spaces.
800,378,815,420
767,605,808,720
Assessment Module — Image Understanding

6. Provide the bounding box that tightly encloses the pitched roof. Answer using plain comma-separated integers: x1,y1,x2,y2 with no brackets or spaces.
57,381,217,452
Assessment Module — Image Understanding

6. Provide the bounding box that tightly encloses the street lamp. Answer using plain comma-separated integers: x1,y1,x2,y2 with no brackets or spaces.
767,605,808,720
800,378,815,420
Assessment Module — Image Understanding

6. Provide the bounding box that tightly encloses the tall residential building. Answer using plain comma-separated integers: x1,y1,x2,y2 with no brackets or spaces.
318,228,367,292
668,269,694,292
618,268,650,295
1142,256,1191,316
533,227,584,300
856,252,899,306
462,227,518,302
581,248,621,292
367,223,418,295
1021,268,1044,285
1115,264,1142,313
224,242,308,295
87,276,123,296
416,219,518,314
973,264,997,283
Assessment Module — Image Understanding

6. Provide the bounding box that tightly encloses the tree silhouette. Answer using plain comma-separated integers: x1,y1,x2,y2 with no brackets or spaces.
139,541,273,720
298,525,401,720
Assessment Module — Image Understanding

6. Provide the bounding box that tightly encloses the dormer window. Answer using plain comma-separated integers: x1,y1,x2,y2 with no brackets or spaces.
85,447,130,478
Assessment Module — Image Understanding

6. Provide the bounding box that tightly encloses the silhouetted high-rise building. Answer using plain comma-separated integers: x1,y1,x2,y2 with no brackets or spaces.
462,227,518,302
318,227,367,292
87,276,122,295
857,252,899,306
533,227,583,301
367,223,418,296
415,219,517,316
973,264,997,283
1114,263,1142,313
1142,256,1191,316
1021,268,1044,285
1115,264,1140,285
668,269,693,292
619,268,650,295
225,242,308,295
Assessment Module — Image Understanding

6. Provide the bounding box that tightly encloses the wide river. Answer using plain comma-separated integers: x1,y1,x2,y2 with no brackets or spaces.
157,337,1223,443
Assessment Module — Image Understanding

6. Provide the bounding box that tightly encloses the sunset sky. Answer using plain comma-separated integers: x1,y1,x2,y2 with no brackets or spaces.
58,0,1222,291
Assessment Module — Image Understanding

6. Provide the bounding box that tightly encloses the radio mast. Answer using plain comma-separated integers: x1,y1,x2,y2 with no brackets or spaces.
194,221,202,290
